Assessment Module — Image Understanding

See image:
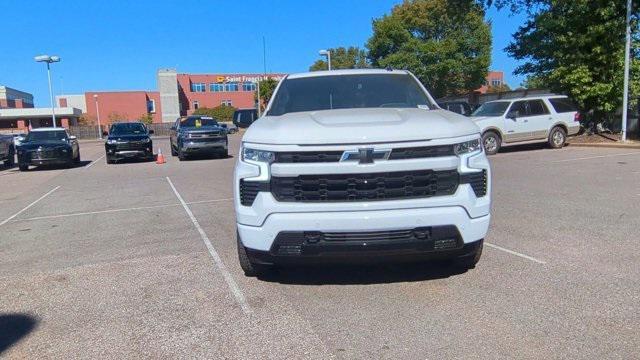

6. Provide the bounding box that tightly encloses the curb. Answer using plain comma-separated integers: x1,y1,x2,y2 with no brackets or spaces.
568,142,640,150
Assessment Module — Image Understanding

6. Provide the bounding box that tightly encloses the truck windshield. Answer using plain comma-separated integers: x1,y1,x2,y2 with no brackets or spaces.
25,130,68,142
110,123,147,135
471,102,510,117
267,73,433,116
181,117,218,127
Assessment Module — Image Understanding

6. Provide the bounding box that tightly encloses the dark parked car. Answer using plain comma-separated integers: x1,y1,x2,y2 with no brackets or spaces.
170,115,228,160
438,101,473,116
104,122,154,164
0,134,14,167
232,108,258,128
16,128,80,171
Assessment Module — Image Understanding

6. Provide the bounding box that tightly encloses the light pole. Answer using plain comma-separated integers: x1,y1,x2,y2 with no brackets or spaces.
621,0,632,142
34,55,61,128
319,49,332,70
93,94,102,139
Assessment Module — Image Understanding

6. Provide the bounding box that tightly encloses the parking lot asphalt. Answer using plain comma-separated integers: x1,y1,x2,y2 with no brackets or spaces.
1,136,639,359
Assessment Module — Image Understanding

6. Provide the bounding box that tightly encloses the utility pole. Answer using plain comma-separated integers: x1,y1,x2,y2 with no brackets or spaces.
621,0,632,142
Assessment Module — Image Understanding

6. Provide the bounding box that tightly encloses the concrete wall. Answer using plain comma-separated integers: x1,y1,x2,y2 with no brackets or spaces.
158,69,180,123
56,94,87,112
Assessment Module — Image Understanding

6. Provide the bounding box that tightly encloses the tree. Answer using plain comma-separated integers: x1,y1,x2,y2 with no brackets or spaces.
503,0,640,123
77,113,95,126
193,105,237,122
309,46,370,71
367,0,492,99
108,112,127,123
138,113,154,125
255,78,279,112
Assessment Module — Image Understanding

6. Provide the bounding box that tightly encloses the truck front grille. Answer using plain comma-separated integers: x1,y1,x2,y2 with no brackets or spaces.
270,169,459,202
273,145,455,163
460,170,487,197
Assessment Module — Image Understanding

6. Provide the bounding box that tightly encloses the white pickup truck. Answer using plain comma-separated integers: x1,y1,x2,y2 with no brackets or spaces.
234,69,491,276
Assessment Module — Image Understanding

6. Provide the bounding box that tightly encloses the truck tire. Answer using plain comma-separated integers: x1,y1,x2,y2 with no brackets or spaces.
452,240,483,270
18,163,28,171
237,233,271,277
482,131,501,155
171,144,178,156
178,148,186,161
74,151,81,164
548,126,567,149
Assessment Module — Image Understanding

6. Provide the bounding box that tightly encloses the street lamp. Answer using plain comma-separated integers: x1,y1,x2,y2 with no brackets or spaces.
93,94,102,139
319,49,332,71
34,55,61,128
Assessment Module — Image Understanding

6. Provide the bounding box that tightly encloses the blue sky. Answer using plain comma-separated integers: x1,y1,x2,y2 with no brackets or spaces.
0,0,527,106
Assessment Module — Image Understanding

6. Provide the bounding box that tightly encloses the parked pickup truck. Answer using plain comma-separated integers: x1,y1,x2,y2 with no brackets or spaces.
0,134,15,167
170,115,229,160
234,69,491,276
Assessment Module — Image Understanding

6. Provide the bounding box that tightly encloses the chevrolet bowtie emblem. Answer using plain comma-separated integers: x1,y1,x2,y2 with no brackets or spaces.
340,148,391,164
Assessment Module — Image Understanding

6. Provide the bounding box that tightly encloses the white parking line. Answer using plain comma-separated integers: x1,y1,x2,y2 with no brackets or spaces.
10,198,233,222
166,177,251,315
485,242,546,264
84,154,105,169
551,152,639,163
0,186,61,227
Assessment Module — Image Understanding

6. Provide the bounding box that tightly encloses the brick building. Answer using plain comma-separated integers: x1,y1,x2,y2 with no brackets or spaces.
55,69,285,127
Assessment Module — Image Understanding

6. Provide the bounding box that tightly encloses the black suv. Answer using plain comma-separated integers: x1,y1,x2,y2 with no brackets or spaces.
104,122,154,164
232,108,258,128
170,115,228,160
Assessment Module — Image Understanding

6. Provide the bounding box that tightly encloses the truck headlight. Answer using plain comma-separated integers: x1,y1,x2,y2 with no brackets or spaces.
242,147,275,163
454,139,482,155
106,139,118,145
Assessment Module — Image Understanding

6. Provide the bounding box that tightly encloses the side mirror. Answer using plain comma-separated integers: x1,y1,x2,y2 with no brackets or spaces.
148,129,155,135
506,110,519,120
69,135,77,140
102,131,108,137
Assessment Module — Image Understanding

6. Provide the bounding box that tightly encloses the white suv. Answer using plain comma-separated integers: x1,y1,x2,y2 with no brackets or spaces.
470,95,581,154
234,69,491,276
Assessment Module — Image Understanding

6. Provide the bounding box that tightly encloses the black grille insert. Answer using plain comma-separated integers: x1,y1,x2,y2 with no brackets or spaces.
239,180,269,206
460,170,487,197
273,145,455,163
271,169,459,202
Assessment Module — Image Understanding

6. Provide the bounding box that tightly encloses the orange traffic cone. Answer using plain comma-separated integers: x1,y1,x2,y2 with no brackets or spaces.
156,148,166,164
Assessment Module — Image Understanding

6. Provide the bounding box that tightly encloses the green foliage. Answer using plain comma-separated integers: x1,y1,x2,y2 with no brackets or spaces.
193,105,237,122
366,0,492,98
138,113,154,125
255,78,279,111
309,46,370,71
504,0,640,120
107,112,127,123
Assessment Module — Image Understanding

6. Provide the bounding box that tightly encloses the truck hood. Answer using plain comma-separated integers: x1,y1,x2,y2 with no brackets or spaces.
243,108,480,145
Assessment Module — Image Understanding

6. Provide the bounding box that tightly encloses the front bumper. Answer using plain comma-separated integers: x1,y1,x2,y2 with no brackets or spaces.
180,139,228,153
238,206,490,253
19,152,72,166
105,143,153,160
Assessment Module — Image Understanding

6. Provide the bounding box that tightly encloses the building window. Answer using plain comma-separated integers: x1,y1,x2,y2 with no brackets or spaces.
224,82,239,92
191,83,206,92
210,83,225,92
242,82,256,92
491,79,502,86
221,100,232,106
193,100,199,110
147,99,156,113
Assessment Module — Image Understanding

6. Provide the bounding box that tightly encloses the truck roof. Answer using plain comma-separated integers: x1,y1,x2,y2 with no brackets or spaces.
286,68,410,80
30,127,67,132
